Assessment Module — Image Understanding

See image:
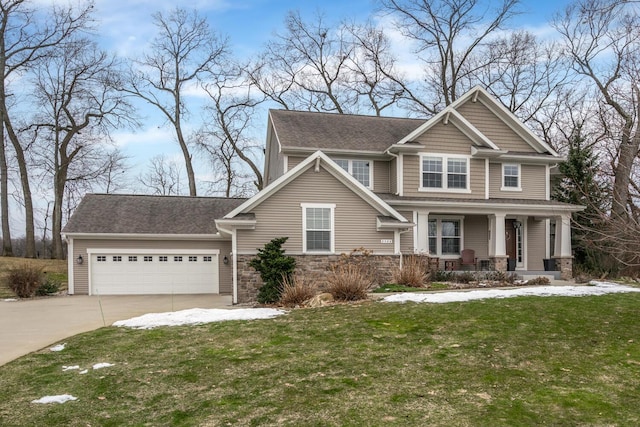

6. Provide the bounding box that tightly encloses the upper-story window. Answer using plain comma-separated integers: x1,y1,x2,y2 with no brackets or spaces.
334,159,371,188
502,164,521,191
421,155,469,191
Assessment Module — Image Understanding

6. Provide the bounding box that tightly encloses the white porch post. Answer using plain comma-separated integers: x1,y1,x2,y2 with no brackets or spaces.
493,213,506,256
555,214,572,258
416,211,430,253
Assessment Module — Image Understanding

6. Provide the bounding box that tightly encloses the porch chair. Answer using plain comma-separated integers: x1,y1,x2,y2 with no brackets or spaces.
460,249,478,271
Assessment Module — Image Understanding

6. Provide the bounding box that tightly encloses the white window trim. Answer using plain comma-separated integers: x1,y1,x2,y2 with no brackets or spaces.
301,203,336,254
334,158,373,189
419,154,471,193
501,163,522,192
427,215,465,259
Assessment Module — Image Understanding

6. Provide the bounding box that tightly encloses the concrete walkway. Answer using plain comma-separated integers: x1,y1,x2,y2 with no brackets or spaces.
0,294,232,366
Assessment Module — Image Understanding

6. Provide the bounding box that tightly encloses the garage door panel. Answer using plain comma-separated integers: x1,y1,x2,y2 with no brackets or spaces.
91,253,219,295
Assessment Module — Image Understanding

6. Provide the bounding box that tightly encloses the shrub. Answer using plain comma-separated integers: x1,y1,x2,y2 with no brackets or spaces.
392,255,428,287
455,271,475,284
326,263,371,301
36,279,61,296
527,276,551,286
249,237,296,304
279,274,316,307
7,264,44,298
432,270,455,282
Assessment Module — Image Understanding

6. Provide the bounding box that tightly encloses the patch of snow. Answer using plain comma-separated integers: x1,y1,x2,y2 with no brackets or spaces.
79,369,88,375
113,307,286,329
2,298,18,302
383,281,640,304
92,362,114,370
62,365,80,371
50,343,66,352
31,394,77,404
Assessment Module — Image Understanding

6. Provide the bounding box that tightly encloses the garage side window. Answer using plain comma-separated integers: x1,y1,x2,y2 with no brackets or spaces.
97,255,106,262
113,256,122,262
144,256,153,262
189,256,197,262
174,256,183,262
203,256,212,262
128,256,137,262
159,256,168,262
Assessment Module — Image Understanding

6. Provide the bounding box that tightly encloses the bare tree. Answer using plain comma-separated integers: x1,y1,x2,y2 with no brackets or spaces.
553,0,640,221
0,0,93,258
123,7,228,196
380,0,520,113
29,36,135,259
138,154,184,196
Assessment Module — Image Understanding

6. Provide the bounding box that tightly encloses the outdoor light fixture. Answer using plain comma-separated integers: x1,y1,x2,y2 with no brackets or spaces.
76,255,84,265
223,256,229,265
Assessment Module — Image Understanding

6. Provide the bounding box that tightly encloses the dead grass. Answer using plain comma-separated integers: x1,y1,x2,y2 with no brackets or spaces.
0,257,67,298
279,273,317,307
391,255,429,287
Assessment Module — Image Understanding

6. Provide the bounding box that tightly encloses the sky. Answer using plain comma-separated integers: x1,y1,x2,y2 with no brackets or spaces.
82,0,570,194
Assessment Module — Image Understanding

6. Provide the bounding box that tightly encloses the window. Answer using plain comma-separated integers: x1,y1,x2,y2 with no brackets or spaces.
112,256,122,262
334,159,371,188
203,256,212,262
174,256,183,262
159,256,168,262
144,256,153,262
302,203,335,253
188,256,197,262
97,255,106,262
502,164,520,190
128,256,137,262
427,218,462,256
421,155,469,191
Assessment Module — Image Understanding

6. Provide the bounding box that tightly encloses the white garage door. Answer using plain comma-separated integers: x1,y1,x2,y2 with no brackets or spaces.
90,252,219,295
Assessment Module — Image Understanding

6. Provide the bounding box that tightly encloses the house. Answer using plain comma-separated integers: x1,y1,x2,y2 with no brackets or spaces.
63,86,583,303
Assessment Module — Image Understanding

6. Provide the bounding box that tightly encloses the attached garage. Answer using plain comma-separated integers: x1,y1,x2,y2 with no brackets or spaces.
89,250,219,295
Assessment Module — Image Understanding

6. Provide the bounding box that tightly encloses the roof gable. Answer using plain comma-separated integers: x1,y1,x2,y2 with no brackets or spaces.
225,151,409,223
63,194,246,235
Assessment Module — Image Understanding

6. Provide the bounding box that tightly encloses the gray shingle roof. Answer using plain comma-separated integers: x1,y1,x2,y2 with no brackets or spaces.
63,194,247,235
270,110,425,152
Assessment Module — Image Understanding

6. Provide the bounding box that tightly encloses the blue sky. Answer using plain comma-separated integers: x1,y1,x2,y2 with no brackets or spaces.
42,0,572,195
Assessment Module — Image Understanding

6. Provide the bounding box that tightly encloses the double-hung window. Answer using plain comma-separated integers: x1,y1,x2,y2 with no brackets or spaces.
334,159,371,188
302,203,335,253
502,164,521,190
421,155,469,191
427,217,462,256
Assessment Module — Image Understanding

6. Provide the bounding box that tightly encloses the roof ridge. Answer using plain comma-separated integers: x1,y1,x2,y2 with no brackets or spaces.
269,109,427,122
87,193,248,201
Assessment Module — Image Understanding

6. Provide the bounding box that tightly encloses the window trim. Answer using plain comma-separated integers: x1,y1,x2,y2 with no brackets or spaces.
333,158,373,189
419,154,471,193
426,215,465,258
501,163,522,191
301,203,335,254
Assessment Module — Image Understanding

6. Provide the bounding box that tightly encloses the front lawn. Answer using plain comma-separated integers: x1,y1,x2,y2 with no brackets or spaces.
0,257,67,298
1,294,639,426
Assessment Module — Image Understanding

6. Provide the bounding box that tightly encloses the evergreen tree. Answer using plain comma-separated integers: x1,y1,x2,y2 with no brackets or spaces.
249,237,296,304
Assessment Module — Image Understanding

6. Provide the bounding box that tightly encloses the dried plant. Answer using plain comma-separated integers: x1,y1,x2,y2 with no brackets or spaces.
279,273,317,307
391,255,429,287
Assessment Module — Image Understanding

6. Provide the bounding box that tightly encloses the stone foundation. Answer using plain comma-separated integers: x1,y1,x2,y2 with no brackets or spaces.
236,254,401,304
490,256,509,272
553,256,573,280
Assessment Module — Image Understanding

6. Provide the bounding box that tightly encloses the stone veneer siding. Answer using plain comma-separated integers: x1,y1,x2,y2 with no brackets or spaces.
553,256,573,280
236,254,401,304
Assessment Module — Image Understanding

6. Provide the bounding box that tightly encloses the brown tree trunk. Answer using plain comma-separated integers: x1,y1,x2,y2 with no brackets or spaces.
0,122,12,256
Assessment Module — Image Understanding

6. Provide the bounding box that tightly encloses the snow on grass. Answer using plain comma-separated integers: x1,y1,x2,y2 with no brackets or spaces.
49,343,66,352
112,307,286,329
92,362,114,370
62,365,80,371
383,281,640,304
31,395,77,404
2,298,18,302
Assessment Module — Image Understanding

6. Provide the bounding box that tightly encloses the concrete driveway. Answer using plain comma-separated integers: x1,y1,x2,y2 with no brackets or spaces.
0,294,232,366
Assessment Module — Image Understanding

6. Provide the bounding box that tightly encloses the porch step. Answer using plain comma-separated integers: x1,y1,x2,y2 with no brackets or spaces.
518,271,561,281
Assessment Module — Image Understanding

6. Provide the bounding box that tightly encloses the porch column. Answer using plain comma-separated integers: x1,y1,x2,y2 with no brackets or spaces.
489,213,508,272
416,211,430,253
553,214,573,279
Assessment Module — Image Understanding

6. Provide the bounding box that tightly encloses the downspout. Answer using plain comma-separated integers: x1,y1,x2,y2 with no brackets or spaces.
385,149,400,196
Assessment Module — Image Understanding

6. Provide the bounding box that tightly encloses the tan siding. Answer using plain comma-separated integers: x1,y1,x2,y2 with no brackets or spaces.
414,120,473,155
399,210,414,253
489,163,547,199
238,167,395,255
527,218,546,270
390,158,397,194
456,101,537,153
266,128,284,185
71,239,232,295
403,155,485,199
464,215,489,260
374,160,390,193
287,155,306,171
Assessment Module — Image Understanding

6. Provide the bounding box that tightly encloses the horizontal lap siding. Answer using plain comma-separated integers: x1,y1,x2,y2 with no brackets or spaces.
390,158,397,194
456,101,537,153
414,121,472,155
237,167,395,255
374,160,390,193
489,163,547,199
287,156,306,171
71,239,232,295
403,155,485,199
399,210,414,253
464,215,489,260
527,218,546,270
